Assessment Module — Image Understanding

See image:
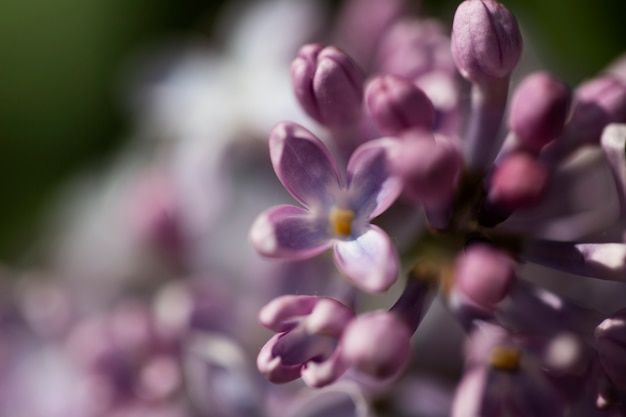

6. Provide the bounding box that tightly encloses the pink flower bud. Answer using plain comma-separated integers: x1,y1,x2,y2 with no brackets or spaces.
509,71,571,151
365,75,435,134
340,311,411,380
566,75,626,143
291,44,364,127
451,0,522,84
488,152,549,210
454,244,516,310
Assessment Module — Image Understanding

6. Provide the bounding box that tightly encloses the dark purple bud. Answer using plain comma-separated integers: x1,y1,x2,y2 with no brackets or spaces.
509,71,571,152
451,0,522,84
567,75,626,143
291,44,364,127
340,311,411,380
488,152,549,210
595,308,626,391
365,75,436,134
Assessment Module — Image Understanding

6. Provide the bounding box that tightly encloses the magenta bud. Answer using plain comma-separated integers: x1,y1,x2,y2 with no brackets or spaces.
340,311,411,380
291,44,365,127
451,0,522,84
488,152,549,210
365,75,436,134
509,71,571,151
567,75,626,143
454,244,516,310
595,308,626,391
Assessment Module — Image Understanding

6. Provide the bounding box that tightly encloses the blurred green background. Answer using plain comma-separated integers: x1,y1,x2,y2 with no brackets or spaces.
0,0,625,262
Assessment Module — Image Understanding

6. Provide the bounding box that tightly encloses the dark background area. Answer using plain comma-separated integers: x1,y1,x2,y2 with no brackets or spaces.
1,0,625,261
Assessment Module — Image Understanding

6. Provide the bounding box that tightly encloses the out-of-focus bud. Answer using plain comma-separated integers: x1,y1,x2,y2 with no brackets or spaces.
340,311,411,380
451,0,522,84
595,308,626,391
509,71,571,152
566,75,626,143
365,75,435,135
388,131,462,208
488,152,549,210
291,44,364,128
454,244,516,311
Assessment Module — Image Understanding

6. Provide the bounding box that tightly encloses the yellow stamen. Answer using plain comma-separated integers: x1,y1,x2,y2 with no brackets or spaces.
329,207,355,237
489,346,521,372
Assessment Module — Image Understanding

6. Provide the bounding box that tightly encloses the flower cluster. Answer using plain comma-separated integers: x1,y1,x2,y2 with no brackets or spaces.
250,0,626,415
2,0,626,416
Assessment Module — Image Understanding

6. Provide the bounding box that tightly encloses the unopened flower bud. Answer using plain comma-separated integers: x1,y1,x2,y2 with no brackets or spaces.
365,75,435,134
566,75,626,143
509,71,571,152
389,132,462,208
451,0,522,84
341,311,411,380
291,44,364,127
454,244,516,311
595,308,626,391
488,152,549,210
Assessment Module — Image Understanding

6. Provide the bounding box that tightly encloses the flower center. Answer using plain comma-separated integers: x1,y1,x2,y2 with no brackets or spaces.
329,207,355,237
489,346,521,372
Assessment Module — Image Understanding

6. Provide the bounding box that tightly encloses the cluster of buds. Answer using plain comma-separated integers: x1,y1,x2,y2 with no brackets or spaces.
250,0,626,414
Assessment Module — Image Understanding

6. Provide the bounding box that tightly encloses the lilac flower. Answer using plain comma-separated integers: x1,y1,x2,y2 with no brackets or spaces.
249,121,403,293
257,295,354,387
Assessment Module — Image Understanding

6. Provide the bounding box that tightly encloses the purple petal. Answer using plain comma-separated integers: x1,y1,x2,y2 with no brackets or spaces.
258,295,319,332
522,240,626,282
273,329,338,366
601,124,626,217
257,334,302,383
250,205,332,260
346,138,402,219
300,350,348,388
270,122,342,209
305,297,355,337
333,225,399,293
451,368,504,417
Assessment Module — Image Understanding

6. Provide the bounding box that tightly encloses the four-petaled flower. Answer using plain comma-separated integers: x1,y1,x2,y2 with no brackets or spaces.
250,121,402,293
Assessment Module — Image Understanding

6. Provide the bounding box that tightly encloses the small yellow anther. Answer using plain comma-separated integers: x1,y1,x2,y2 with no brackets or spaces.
329,207,355,237
489,346,521,372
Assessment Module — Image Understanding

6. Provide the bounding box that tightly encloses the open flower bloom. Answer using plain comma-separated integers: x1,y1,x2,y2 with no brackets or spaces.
249,122,402,293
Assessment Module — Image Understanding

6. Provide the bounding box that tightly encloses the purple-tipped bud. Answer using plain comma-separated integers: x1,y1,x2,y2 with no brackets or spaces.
488,152,549,210
365,75,436,134
567,75,626,143
595,308,626,391
451,0,522,84
454,244,516,311
340,311,411,380
389,132,462,208
509,71,571,152
291,44,364,128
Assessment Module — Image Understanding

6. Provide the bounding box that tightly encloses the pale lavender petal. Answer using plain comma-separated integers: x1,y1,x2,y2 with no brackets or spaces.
304,297,355,337
270,122,342,209
346,138,402,220
257,334,302,383
522,240,626,281
333,225,399,293
258,295,319,332
300,350,348,388
451,368,504,417
601,124,626,217
250,205,332,259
